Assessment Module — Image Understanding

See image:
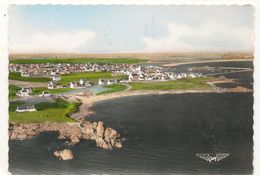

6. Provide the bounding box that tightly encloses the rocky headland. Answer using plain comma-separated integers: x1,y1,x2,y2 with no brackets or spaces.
9,120,123,150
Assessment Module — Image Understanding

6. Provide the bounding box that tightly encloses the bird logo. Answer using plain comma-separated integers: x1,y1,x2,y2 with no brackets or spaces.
196,153,229,163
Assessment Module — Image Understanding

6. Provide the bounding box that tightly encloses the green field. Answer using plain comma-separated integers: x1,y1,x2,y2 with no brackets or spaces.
60,72,128,84
9,101,25,112
97,84,128,95
9,85,21,98
130,77,213,91
9,85,73,99
10,58,146,64
9,99,78,123
32,87,73,95
9,72,51,82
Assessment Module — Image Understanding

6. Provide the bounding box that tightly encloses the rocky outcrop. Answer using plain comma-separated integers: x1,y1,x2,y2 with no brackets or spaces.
54,149,74,160
9,121,123,149
96,121,105,137
70,104,95,120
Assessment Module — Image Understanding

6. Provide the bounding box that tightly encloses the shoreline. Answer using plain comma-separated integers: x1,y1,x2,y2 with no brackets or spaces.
161,59,253,67
66,88,253,106
9,87,252,160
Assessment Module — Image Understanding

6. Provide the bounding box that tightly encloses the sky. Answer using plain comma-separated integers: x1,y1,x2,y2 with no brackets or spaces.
8,5,254,53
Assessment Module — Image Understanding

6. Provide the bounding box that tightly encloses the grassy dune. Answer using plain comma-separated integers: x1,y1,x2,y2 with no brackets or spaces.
130,77,213,91
9,58,146,64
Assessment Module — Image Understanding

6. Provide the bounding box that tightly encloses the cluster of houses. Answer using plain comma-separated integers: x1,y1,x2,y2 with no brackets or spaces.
127,71,203,82
10,63,86,77
9,63,162,77
11,62,204,103
69,79,92,88
10,62,204,81
47,78,92,89
98,78,120,86
16,87,52,97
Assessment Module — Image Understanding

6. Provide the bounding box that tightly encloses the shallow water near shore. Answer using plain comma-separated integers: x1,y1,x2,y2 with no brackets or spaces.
9,93,253,175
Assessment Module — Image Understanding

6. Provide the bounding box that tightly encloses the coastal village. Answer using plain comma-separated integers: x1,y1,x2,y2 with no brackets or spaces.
10,62,203,100
8,58,253,160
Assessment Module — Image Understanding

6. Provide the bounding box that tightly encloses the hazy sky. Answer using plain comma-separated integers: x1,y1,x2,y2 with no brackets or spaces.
9,5,254,53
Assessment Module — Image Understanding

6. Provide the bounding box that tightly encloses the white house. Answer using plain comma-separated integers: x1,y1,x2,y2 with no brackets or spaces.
79,79,85,86
50,70,57,75
98,78,103,85
52,74,61,81
79,79,91,87
21,71,30,77
70,82,76,88
16,105,37,112
39,91,51,97
128,73,140,82
98,78,117,86
128,74,133,82
48,81,57,89
107,79,111,85
16,88,33,97
70,79,91,88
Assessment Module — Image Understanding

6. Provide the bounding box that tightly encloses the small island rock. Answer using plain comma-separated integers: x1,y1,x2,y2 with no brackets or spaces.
53,149,74,160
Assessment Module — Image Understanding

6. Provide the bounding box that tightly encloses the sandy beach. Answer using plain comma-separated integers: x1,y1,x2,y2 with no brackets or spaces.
66,87,252,107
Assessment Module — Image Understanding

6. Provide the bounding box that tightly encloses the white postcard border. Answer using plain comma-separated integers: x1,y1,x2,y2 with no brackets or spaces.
0,1,258,175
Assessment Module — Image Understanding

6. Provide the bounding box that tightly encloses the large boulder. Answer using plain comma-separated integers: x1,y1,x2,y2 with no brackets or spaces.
115,140,123,148
95,137,111,149
96,121,105,137
70,136,80,144
53,149,74,160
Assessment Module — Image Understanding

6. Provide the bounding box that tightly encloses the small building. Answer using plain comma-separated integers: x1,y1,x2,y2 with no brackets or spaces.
79,78,86,86
98,78,117,86
50,70,57,75
128,73,140,82
98,78,103,85
79,79,91,87
70,82,76,88
21,71,30,77
16,105,37,112
48,81,57,89
52,74,61,81
70,79,91,89
98,79,110,85
16,88,33,97
40,91,51,97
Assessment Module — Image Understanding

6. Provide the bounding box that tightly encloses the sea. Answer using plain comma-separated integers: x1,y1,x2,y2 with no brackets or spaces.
9,61,254,175
9,92,253,175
